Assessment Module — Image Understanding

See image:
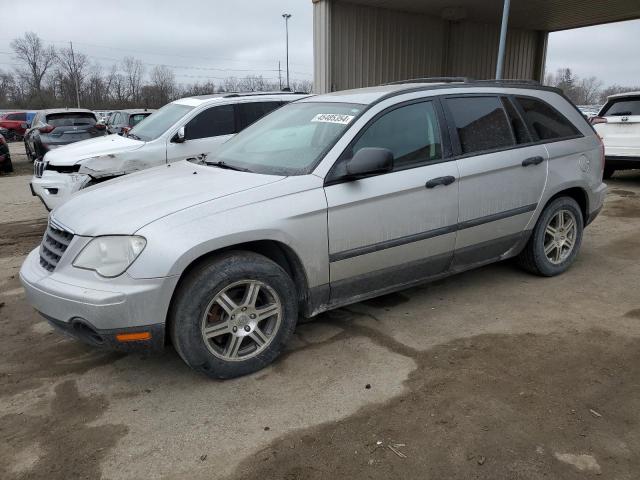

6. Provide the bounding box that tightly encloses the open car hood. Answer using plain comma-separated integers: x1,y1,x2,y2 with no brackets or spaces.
44,134,145,166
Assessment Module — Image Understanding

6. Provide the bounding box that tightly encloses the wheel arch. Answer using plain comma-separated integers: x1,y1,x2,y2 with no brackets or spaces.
540,185,589,224
164,240,311,345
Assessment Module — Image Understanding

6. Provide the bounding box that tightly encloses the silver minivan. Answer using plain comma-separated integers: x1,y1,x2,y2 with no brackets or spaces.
21,80,607,378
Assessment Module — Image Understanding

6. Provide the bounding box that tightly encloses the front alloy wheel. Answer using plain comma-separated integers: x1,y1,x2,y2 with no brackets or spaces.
170,251,298,379
201,280,282,361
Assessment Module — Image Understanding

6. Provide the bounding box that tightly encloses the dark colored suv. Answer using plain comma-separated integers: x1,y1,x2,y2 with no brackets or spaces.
24,109,107,161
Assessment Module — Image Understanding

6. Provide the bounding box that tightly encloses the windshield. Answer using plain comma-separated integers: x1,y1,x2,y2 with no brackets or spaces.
210,102,365,175
128,103,193,141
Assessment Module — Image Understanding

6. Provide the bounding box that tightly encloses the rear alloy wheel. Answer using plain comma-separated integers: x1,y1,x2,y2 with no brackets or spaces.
170,251,298,379
517,197,584,277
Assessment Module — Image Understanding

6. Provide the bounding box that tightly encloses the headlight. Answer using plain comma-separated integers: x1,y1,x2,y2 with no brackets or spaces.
73,236,146,277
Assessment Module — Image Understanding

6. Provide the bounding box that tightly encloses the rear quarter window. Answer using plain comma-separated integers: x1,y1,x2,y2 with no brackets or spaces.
515,97,580,141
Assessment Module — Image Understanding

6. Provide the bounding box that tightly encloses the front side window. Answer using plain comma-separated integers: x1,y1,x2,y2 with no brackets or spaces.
446,96,514,155
185,105,236,140
210,102,364,175
515,97,580,141
128,102,194,142
350,101,441,169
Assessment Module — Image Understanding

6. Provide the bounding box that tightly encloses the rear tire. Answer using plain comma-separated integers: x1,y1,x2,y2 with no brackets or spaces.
603,166,615,180
517,197,583,277
170,251,298,379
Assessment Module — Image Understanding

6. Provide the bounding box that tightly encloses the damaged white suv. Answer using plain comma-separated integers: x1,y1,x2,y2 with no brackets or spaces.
30,92,308,210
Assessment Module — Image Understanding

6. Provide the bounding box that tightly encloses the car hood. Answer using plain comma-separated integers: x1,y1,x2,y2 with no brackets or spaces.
44,134,145,166
52,161,285,236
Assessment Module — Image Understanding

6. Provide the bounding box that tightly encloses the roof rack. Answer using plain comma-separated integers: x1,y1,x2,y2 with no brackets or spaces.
385,77,470,85
222,91,308,98
469,79,540,86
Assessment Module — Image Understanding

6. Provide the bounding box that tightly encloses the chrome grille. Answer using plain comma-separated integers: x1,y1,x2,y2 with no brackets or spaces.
39,221,74,272
34,160,46,178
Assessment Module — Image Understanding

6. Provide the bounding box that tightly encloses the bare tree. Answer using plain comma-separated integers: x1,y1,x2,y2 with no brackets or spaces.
221,76,241,92
147,65,176,106
576,76,603,105
57,47,90,106
10,32,57,104
122,56,145,103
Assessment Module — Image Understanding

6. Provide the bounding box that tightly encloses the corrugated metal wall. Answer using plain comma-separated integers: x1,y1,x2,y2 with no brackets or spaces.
314,0,547,93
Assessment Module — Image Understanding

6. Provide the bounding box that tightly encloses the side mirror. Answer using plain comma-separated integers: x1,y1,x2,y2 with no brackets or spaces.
173,126,186,143
345,147,394,179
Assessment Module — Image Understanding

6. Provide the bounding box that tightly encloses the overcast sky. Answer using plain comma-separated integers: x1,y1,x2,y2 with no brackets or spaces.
0,1,638,88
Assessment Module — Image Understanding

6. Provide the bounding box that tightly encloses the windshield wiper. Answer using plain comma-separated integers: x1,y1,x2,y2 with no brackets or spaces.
205,160,253,173
127,133,142,140
610,111,633,116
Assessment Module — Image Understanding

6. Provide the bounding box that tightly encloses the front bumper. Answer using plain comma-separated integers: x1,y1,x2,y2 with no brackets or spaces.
30,171,91,210
20,248,179,352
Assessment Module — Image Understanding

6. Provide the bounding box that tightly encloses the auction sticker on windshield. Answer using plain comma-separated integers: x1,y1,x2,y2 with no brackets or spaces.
311,113,355,125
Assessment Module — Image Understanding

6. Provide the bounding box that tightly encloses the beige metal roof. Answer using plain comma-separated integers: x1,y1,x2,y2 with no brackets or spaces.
339,0,640,31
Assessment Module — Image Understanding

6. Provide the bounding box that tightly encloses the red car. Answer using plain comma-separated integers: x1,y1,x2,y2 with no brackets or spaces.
0,111,28,139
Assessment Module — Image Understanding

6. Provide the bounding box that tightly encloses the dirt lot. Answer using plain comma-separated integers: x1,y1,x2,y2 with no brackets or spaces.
1,143,639,479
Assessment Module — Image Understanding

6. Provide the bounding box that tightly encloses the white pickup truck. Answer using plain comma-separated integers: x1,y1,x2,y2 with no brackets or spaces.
31,92,308,210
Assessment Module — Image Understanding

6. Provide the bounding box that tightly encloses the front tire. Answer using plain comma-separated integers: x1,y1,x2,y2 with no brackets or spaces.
170,251,298,379
517,197,584,277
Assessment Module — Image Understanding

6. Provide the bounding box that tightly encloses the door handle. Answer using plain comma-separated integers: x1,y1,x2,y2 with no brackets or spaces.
425,176,456,189
522,156,544,167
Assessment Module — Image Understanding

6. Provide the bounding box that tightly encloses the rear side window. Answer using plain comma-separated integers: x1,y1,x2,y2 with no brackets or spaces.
446,97,514,155
46,113,96,127
515,97,579,141
185,105,236,140
351,101,442,169
601,97,640,117
237,102,282,130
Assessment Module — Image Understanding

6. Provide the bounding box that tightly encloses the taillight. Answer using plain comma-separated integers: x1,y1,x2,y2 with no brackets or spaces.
39,124,55,134
94,123,106,130
590,116,607,125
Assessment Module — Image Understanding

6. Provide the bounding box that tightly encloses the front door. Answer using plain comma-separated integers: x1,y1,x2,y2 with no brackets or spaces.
166,104,237,163
324,100,459,305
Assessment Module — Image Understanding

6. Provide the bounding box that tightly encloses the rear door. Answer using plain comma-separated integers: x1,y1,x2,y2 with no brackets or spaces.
324,99,459,304
166,104,237,163
444,95,548,269
597,95,640,158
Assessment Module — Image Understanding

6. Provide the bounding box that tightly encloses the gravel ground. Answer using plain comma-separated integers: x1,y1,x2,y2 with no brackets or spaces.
1,142,639,479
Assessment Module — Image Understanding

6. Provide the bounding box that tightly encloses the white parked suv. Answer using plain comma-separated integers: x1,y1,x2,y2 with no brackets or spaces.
591,91,640,178
30,92,308,210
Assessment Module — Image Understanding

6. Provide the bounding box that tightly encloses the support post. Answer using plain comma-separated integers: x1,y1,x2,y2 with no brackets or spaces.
495,0,511,80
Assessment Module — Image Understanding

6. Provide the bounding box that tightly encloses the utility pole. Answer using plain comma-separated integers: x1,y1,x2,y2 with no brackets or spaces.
495,0,511,80
278,61,283,91
282,13,292,91
69,41,81,108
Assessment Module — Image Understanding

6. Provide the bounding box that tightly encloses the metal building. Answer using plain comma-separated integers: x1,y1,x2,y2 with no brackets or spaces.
313,0,640,93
